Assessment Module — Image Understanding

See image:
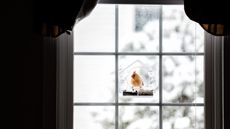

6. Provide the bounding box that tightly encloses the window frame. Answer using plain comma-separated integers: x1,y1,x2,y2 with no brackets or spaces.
56,1,224,129
205,33,224,129
99,0,183,4
56,33,74,129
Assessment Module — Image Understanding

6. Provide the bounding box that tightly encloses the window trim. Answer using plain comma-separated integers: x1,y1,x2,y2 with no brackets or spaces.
205,33,224,129
56,32,74,129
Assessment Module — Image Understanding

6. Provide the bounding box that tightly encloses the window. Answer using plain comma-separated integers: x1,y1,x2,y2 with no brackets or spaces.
71,1,222,129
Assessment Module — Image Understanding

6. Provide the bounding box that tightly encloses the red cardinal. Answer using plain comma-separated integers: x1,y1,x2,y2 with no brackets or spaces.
130,71,144,91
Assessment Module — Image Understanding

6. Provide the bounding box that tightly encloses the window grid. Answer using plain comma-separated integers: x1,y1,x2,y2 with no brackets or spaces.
159,6,163,129
74,4,204,129
74,103,204,106
115,5,119,129
73,52,204,55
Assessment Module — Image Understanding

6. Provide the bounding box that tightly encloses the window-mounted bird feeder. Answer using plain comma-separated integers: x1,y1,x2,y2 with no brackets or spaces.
119,60,156,96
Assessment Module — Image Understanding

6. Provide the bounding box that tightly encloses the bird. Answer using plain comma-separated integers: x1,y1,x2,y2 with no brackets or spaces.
130,71,144,92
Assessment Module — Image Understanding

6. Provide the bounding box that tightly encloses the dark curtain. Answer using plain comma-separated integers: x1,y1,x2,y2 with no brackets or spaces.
184,0,230,36
34,0,98,37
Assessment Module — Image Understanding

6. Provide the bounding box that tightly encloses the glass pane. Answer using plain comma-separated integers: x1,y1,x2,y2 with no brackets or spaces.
119,106,159,129
74,4,115,52
119,56,159,103
74,106,115,129
162,5,201,52
119,5,160,52
162,56,204,103
195,56,204,103
163,106,204,129
195,24,204,52
74,56,115,102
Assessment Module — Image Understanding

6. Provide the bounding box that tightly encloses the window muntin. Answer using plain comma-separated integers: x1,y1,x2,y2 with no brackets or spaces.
74,4,204,129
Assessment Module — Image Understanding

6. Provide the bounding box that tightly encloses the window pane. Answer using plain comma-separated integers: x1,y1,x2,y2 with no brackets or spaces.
195,25,204,52
162,56,204,103
119,5,160,52
195,56,204,103
74,4,115,52
119,56,159,103
162,5,203,52
74,56,115,102
74,106,115,129
119,106,159,129
163,106,204,129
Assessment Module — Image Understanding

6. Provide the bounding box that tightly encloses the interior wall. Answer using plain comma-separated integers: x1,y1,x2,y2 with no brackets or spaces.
2,1,43,129
2,1,56,129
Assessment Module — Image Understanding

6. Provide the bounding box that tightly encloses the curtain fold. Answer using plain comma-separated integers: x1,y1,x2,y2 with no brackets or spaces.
76,0,98,24
184,0,230,36
34,0,98,37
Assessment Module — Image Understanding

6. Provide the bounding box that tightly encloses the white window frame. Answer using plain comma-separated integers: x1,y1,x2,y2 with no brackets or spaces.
55,1,224,129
